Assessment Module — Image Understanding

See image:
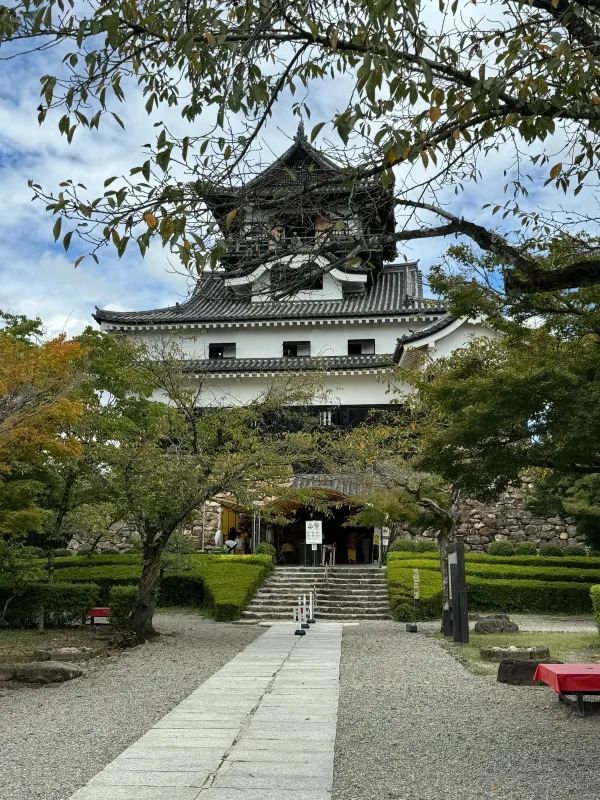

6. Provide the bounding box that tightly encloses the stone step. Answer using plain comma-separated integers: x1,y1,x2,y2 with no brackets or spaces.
247,602,390,613
242,610,392,621
263,581,387,589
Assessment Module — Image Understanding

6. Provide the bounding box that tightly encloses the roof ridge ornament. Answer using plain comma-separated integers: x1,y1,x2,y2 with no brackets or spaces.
295,118,307,142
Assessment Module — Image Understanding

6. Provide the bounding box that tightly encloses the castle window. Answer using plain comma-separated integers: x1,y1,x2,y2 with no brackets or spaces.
283,341,311,358
208,343,236,359
348,339,375,355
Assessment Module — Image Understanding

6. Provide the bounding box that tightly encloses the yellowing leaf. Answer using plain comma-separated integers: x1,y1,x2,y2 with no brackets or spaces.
225,208,238,227
429,106,442,123
143,211,158,229
385,148,397,165
549,163,562,179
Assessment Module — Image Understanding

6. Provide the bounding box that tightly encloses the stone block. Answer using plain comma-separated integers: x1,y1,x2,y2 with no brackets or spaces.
497,658,562,686
14,660,84,683
0,664,16,681
480,645,550,662
33,646,93,662
474,615,519,634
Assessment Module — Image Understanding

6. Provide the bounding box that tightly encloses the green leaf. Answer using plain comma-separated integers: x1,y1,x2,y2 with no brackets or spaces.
53,217,62,242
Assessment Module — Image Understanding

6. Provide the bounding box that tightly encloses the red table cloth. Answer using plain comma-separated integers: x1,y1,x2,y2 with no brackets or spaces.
533,663,600,694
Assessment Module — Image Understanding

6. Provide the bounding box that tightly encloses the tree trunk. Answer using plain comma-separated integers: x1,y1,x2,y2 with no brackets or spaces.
438,529,450,610
127,539,164,643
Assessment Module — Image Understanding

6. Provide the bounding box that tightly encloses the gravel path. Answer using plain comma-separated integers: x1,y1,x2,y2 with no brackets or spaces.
417,613,597,634
333,622,599,800
0,613,262,800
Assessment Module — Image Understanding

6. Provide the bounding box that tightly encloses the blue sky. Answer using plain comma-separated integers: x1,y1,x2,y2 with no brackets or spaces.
0,37,592,338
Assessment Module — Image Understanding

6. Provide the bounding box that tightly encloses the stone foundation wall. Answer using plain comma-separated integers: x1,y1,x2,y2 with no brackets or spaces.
456,487,581,551
400,486,582,552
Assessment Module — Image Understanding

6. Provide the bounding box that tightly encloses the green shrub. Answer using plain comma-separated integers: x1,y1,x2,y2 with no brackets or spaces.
55,564,141,603
513,542,538,555
539,544,564,557
591,586,600,635
387,550,438,562
387,561,441,621
255,542,277,561
0,581,99,627
563,545,587,557
388,538,438,553
24,547,47,558
51,548,74,557
468,576,592,613
487,540,515,556
466,553,600,569
108,585,138,628
53,553,273,620
388,555,600,585
53,553,141,569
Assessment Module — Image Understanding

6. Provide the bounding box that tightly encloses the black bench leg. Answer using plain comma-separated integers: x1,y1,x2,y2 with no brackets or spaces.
577,694,585,717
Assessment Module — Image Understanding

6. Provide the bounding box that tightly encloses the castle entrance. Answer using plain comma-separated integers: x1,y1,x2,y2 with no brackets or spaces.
271,499,375,566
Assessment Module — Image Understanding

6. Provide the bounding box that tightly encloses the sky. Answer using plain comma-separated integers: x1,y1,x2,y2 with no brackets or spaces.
0,20,593,338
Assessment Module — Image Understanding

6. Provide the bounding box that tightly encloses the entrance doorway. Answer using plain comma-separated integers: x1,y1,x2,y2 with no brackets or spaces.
273,502,373,565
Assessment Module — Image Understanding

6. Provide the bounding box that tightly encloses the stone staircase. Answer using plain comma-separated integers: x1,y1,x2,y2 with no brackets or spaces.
243,566,391,621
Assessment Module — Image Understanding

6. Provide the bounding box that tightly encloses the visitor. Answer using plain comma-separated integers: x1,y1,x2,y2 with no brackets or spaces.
361,534,372,563
234,530,244,554
347,533,358,564
241,531,251,554
280,541,296,564
225,527,239,554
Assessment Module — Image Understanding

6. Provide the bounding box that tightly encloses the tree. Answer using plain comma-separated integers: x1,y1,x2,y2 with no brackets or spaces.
86,341,319,641
2,1,600,293
0,312,84,538
397,242,600,543
339,422,460,606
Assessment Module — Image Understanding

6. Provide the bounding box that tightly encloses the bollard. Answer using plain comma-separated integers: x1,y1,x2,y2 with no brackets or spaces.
308,590,316,624
294,599,306,636
301,594,310,629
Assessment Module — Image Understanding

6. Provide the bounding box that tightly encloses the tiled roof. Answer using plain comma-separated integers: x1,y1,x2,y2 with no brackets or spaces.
290,473,374,496
393,314,457,362
184,354,393,374
94,265,447,327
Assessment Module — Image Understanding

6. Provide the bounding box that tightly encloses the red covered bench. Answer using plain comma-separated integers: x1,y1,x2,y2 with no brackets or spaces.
534,663,600,716
86,607,111,625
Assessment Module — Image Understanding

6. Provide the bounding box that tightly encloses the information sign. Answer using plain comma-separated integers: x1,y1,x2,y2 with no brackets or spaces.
305,520,323,544
413,568,420,600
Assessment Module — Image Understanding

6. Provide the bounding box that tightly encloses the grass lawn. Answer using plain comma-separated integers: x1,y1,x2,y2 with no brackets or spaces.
0,626,116,664
443,631,600,676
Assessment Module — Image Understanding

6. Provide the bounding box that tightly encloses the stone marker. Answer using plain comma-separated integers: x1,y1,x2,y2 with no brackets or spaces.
33,646,94,662
497,658,562,686
474,615,519,634
0,664,16,681
13,661,84,683
480,645,550,662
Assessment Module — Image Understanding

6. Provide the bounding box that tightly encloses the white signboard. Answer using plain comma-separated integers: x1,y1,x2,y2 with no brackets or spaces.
305,520,323,545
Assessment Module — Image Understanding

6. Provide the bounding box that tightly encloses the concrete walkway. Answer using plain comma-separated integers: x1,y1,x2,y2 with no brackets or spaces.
70,624,342,800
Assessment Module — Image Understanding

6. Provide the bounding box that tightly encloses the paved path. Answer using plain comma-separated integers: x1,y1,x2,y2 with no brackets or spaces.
70,624,342,800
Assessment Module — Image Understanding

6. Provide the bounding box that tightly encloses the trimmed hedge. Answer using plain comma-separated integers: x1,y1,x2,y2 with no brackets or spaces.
487,540,516,556
390,550,600,569
387,564,594,620
387,560,442,621
388,555,600,585
513,542,538,555
591,586,600,635
53,553,272,620
108,585,138,629
388,539,438,553
53,554,141,569
0,581,99,628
